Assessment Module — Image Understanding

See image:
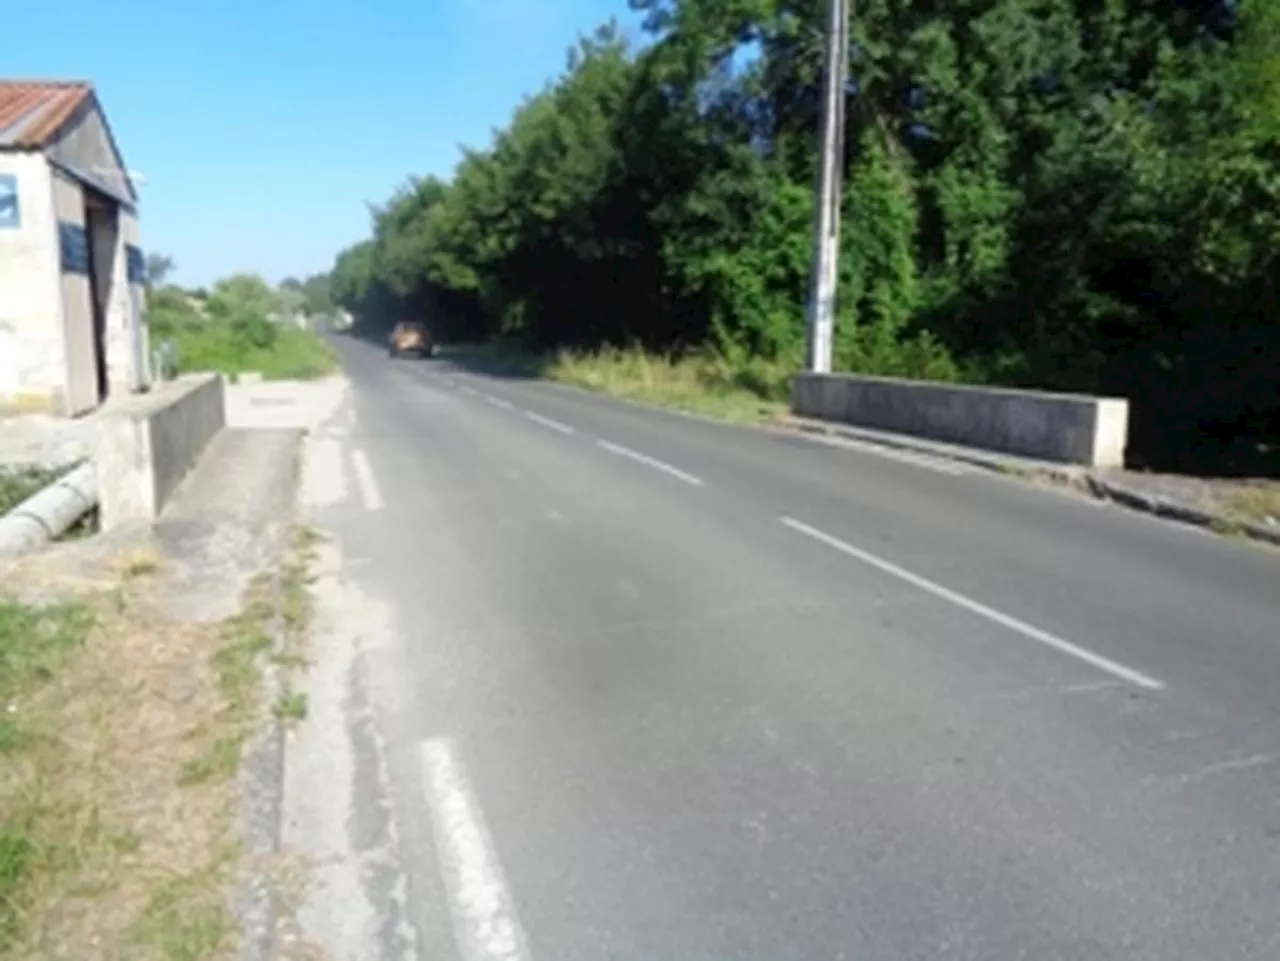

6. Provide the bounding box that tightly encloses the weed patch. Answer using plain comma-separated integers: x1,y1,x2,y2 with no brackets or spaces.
273,689,308,724
0,529,321,960
1223,485,1280,527
544,345,789,424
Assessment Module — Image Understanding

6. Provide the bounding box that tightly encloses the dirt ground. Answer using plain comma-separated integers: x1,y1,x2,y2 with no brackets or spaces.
0,535,296,961
1091,468,1280,531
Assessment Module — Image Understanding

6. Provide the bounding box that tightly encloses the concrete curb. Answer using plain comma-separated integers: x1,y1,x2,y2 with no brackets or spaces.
236,445,303,961
236,518,291,961
1080,475,1280,547
781,416,1280,549
0,462,98,556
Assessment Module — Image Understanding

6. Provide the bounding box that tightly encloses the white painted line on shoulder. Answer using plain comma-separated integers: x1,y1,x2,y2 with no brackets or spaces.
876,447,969,475
300,437,347,508
485,395,515,411
807,432,967,475
421,738,532,961
350,448,386,512
523,410,575,435
597,440,705,487
461,385,479,396
779,516,1165,691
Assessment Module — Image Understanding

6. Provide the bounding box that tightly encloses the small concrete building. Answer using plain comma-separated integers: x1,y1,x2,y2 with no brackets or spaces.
0,80,151,416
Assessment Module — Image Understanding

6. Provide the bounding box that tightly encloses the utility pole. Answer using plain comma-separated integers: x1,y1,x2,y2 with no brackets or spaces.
805,0,850,374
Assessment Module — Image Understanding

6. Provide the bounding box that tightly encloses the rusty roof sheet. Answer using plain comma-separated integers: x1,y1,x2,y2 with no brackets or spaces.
0,80,93,149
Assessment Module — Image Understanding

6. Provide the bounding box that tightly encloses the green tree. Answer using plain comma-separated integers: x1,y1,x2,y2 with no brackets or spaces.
328,0,1279,472
300,273,333,315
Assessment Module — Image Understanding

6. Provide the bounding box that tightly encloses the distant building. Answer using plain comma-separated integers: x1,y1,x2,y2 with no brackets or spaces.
0,80,151,416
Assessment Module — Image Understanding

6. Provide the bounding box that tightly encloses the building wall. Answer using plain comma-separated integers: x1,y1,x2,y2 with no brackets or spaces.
51,167,99,416
51,98,150,395
0,152,65,414
2,98,148,416
45,99,134,207
120,210,151,390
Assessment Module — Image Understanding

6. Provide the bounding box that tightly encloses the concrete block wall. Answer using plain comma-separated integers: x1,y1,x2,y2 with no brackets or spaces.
0,153,65,414
96,373,226,530
792,372,1130,467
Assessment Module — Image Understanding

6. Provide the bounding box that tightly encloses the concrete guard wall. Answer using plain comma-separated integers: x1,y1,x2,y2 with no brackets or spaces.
96,373,225,529
791,372,1129,467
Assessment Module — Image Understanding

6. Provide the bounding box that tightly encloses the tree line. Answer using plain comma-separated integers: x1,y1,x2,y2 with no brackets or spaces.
330,0,1279,474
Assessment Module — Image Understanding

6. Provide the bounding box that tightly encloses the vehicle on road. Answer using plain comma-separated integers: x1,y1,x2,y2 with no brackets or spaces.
388,321,436,358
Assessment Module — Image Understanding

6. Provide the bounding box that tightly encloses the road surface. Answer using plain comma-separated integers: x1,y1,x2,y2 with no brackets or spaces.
285,334,1280,961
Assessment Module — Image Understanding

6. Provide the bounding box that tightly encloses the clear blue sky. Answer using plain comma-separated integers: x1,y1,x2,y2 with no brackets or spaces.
2,0,641,288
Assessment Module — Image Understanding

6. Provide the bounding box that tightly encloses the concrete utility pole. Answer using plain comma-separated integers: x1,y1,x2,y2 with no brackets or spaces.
805,0,851,374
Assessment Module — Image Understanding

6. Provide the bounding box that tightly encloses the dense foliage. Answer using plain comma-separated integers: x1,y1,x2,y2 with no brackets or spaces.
148,273,336,381
332,0,1279,473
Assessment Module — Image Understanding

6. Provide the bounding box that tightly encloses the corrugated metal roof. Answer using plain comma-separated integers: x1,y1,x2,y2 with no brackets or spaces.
0,80,93,149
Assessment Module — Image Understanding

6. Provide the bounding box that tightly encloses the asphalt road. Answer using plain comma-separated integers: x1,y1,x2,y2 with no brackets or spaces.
298,333,1280,961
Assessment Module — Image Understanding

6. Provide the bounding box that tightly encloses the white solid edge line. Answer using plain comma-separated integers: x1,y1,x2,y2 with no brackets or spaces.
350,448,386,511
808,431,967,475
524,410,575,435
461,385,479,396
485,395,515,410
779,516,1165,691
597,439,705,486
421,738,532,961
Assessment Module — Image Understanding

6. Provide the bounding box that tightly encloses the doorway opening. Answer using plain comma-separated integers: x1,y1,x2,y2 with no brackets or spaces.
83,190,118,404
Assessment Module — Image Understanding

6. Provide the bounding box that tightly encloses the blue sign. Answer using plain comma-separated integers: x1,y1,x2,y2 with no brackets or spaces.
0,174,18,228
59,222,90,275
126,245,146,285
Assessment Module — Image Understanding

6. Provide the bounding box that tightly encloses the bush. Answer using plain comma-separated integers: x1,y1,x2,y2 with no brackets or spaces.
146,287,334,382
167,323,334,381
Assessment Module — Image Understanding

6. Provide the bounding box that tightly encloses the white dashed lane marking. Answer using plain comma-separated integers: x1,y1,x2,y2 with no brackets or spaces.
597,440,705,487
350,448,386,511
780,515,1164,691
523,411,575,435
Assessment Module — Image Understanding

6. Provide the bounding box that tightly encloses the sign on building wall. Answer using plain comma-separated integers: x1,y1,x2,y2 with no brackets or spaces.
58,221,90,274
0,174,19,228
126,245,145,285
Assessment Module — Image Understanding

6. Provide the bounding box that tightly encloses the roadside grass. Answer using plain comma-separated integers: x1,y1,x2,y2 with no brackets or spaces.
443,342,789,424
0,568,242,960
0,526,322,960
182,524,318,786
269,527,320,731
272,689,308,724
172,325,338,382
1223,484,1280,528
547,346,790,424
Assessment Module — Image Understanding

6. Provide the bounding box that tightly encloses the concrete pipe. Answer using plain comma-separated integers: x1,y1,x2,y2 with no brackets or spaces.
0,463,99,556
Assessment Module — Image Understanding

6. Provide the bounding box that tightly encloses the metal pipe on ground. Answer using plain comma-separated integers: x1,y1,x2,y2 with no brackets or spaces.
0,463,99,556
